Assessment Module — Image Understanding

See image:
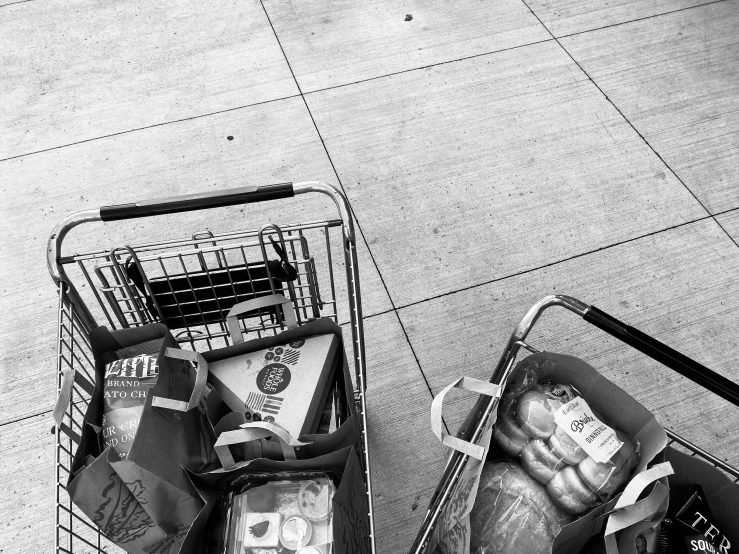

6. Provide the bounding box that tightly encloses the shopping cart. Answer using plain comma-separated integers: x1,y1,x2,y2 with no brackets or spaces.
48,182,376,553
410,295,739,554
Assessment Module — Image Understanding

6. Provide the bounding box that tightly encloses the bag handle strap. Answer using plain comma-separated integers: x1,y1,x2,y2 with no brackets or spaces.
51,368,95,443
214,421,310,469
226,294,297,344
604,462,674,554
431,377,502,461
151,348,208,412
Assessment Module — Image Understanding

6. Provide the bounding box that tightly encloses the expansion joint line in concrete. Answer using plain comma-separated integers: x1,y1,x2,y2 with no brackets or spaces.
518,0,739,250
256,0,448,431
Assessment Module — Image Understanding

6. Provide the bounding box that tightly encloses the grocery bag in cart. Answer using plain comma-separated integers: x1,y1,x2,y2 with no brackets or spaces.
657,446,739,554
194,423,370,553
49,182,377,554
53,323,225,554
409,295,739,554
203,294,362,463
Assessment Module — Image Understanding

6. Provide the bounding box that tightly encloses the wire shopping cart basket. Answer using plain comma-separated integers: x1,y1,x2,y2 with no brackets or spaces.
410,295,739,554
48,182,376,554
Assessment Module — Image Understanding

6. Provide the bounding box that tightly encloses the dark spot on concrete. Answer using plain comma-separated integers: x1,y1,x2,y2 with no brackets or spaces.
432,227,439,234
227,136,234,141
654,170,665,180
405,14,413,21
619,300,629,308
411,501,419,510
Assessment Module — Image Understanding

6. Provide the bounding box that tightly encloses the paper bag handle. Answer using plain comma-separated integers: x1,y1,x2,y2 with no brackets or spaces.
431,377,502,461
51,368,95,442
603,462,674,554
226,294,297,344
151,348,208,411
214,421,310,469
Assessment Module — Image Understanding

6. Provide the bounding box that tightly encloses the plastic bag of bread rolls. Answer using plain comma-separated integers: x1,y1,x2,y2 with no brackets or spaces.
492,368,640,516
470,462,572,554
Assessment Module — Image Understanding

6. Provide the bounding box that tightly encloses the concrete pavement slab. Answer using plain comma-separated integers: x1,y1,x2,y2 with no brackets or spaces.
524,0,718,38
306,41,707,308
1,0,298,159
562,0,739,213
356,312,447,554
716,209,739,246
262,0,550,92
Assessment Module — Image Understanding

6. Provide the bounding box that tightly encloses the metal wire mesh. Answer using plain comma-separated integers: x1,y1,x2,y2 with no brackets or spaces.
55,286,125,554
53,219,355,553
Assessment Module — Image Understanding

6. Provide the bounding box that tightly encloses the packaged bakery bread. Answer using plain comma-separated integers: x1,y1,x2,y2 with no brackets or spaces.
470,461,573,554
434,351,669,554
492,362,641,514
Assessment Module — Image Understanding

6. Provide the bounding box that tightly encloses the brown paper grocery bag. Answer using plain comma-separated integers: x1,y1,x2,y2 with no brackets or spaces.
431,352,670,554
65,324,225,554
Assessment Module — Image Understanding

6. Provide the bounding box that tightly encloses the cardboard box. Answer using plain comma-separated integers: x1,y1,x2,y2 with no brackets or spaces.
208,334,340,438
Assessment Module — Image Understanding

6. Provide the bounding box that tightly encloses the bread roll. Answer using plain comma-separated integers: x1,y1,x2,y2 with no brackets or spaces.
547,466,598,515
549,424,588,465
470,462,571,554
577,430,638,496
493,392,530,457
516,383,575,440
520,439,566,484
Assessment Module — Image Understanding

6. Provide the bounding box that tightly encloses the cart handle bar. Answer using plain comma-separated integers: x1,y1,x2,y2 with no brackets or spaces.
47,181,355,286
584,305,739,407
99,183,293,221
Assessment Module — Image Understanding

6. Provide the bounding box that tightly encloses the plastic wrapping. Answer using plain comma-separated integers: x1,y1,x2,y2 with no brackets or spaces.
470,462,572,554
492,362,640,515
209,471,336,554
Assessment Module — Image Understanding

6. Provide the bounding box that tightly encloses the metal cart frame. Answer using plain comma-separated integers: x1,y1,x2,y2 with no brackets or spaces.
410,294,739,554
48,182,376,554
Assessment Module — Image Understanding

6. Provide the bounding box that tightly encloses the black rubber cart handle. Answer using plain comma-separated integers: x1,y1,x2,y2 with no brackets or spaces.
585,305,739,406
100,183,294,221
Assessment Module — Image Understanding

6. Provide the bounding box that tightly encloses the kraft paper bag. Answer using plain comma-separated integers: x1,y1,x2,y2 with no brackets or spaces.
431,352,670,554
66,324,225,554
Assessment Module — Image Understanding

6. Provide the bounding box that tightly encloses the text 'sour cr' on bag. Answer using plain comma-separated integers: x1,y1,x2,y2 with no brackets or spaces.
65,323,225,554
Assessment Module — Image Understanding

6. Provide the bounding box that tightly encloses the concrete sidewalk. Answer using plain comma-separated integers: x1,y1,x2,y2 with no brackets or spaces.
1,0,738,552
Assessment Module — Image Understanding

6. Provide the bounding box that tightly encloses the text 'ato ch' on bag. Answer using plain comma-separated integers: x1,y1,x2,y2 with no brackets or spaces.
56,323,228,554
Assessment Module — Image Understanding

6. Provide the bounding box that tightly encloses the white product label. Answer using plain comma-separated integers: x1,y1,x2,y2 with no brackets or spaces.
553,397,622,463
